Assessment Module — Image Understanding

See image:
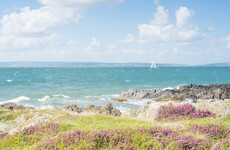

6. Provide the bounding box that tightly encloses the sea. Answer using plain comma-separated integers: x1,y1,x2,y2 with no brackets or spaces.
0,67,230,111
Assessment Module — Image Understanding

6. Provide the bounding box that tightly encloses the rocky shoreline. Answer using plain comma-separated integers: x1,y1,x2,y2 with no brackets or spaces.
120,83,230,102
0,83,230,137
119,83,230,121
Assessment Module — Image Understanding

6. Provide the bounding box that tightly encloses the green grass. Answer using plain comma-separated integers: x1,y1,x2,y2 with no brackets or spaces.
55,115,156,132
0,109,32,124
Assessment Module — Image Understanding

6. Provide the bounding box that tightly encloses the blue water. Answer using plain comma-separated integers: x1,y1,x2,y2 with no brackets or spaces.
0,67,230,110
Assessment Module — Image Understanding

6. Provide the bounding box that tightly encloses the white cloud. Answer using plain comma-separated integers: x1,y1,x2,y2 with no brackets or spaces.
39,0,124,8
208,26,214,32
175,6,194,27
0,7,80,35
0,33,61,50
151,6,169,25
124,6,201,43
0,0,123,50
86,37,101,50
121,34,135,43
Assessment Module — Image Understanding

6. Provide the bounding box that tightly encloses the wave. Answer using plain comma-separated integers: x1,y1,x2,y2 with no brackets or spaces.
53,95,71,99
124,99,153,106
0,96,31,104
6,80,13,82
38,96,50,102
40,105,55,109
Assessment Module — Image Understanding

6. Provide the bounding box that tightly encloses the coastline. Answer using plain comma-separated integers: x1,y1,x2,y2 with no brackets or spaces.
0,83,230,149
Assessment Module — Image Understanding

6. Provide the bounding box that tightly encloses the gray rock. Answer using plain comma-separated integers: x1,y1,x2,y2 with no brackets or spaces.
85,103,121,116
15,114,27,125
119,83,230,102
0,102,33,110
62,104,82,113
162,123,185,128
0,123,14,134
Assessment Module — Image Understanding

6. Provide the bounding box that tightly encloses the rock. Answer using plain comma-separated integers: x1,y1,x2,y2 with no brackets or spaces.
119,83,230,102
15,114,27,125
112,98,129,102
0,123,14,134
0,102,33,110
224,99,230,103
162,123,185,128
85,103,121,116
25,113,54,127
193,99,230,117
122,99,230,121
87,104,95,109
0,102,24,110
62,104,82,113
122,101,172,122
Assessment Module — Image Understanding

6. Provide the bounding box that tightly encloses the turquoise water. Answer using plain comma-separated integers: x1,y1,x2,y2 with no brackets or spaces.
0,67,230,110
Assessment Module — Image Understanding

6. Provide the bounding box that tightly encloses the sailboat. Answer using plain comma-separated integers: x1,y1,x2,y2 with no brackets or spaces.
151,60,157,69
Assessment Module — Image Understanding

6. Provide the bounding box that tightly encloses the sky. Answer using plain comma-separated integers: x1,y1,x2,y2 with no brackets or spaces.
0,0,230,65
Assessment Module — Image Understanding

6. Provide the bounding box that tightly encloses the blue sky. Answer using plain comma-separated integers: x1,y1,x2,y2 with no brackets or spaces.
0,0,230,65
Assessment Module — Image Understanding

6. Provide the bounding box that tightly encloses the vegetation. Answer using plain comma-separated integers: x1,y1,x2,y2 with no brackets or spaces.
0,108,229,149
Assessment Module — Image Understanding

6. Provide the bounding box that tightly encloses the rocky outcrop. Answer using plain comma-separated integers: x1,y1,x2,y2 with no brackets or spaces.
121,101,170,122
0,102,33,110
193,99,230,117
62,103,121,116
0,123,14,135
122,100,230,121
62,104,82,113
120,84,230,102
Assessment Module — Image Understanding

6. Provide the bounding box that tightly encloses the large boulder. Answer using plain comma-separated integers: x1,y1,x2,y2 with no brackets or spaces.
122,101,171,122
0,123,14,135
85,103,121,116
62,104,82,113
194,99,230,117
0,102,33,110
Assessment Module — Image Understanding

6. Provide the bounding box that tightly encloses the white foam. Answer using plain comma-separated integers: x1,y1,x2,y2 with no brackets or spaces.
53,95,71,98
126,99,152,106
125,80,130,82
7,80,13,82
0,96,31,104
99,97,107,101
40,105,55,109
115,106,128,113
162,87,174,90
38,96,50,102
84,96,98,98
61,95,71,98
110,94,119,97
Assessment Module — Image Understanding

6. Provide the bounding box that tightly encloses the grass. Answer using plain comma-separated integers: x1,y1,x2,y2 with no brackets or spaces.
0,109,229,150
55,115,155,132
0,109,31,124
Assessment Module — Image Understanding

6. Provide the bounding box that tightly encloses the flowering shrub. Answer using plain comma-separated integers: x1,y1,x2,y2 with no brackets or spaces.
19,123,59,136
189,123,230,140
189,123,230,149
40,129,135,149
156,104,215,121
39,127,212,150
175,135,209,149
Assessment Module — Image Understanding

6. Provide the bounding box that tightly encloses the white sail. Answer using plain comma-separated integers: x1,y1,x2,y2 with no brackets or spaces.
151,60,157,69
